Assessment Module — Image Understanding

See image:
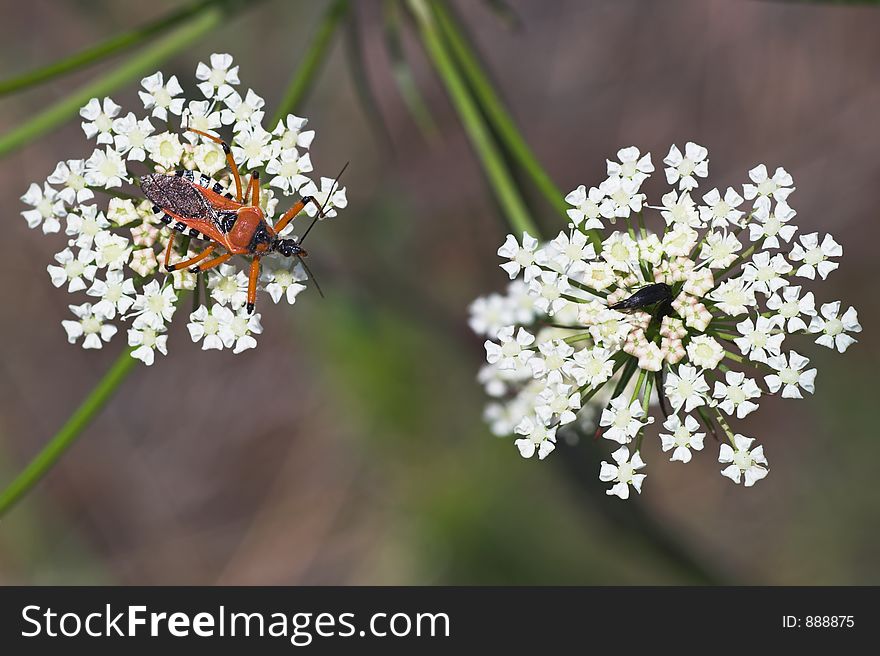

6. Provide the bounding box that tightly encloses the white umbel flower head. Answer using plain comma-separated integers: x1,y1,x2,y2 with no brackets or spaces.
471,142,859,499
25,53,345,365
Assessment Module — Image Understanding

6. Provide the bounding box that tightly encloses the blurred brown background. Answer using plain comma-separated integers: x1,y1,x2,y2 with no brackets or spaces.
0,0,878,585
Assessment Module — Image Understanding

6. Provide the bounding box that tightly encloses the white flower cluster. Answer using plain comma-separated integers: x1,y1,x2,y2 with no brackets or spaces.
23,54,347,365
471,144,861,498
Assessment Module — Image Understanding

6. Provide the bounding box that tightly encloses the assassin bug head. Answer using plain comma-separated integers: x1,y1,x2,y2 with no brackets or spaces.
273,238,307,258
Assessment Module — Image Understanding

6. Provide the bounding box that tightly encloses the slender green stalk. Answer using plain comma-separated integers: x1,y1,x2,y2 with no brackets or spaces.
0,350,138,517
430,2,578,227
382,0,440,139
0,4,231,159
0,0,219,97
409,0,538,238
272,0,350,124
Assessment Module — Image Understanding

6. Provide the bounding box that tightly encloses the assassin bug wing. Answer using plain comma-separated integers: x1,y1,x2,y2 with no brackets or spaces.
609,283,673,311
140,174,216,222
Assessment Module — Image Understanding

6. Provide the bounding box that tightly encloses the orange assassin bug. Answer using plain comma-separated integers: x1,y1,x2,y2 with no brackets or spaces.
139,127,345,313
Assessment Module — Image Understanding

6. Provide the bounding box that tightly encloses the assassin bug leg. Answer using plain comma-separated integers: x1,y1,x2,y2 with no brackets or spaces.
167,244,217,272
190,251,233,274
247,170,260,208
273,196,324,234
163,233,177,269
185,127,243,203
246,256,261,314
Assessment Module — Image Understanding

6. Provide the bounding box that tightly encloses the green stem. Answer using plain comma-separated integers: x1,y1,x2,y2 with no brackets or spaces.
430,2,574,227
0,3,234,159
409,0,538,238
0,349,138,517
0,0,220,96
272,0,350,124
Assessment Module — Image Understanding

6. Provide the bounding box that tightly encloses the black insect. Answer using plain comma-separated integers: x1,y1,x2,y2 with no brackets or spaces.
609,282,673,311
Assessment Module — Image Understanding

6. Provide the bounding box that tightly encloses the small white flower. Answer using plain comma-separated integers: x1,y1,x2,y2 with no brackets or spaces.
79,97,121,144
262,263,308,304
658,190,701,228
62,303,117,349
272,114,315,150
192,141,227,176
47,159,94,205
734,316,784,363
568,347,615,388
498,232,540,280
84,146,128,188
485,326,535,371
659,415,705,463
182,100,223,140
188,304,234,350
606,146,654,184
128,325,168,366
749,198,797,249
707,277,755,316
230,124,274,169
111,112,154,161
86,270,136,320
686,335,725,370
21,182,64,233
741,251,792,295
266,148,313,193
743,164,793,202
209,263,249,309
601,232,640,271
529,271,570,316
93,230,132,270
536,383,581,426
600,395,652,444
564,184,605,230
138,72,184,121
764,350,817,399
664,142,708,191
47,247,97,293
300,176,348,219
719,434,768,486
699,230,742,269
131,280,177,329
221,308,263,354
599,446,646,499
661,223,699,257
144,131,185,169
195,53,239,99
106,197,140,227
700,187,744,228
598,175,644,218
808,302,861,353
713,370,761,418
789,232,842,280
66,204,111,247
220,88,266,132
766,285,816,332
529,339,575,381
514,415,557,460
664,364,710,412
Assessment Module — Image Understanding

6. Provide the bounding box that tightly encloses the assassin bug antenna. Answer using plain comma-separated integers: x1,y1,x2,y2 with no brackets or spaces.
299,162,349,246
296,255,324,298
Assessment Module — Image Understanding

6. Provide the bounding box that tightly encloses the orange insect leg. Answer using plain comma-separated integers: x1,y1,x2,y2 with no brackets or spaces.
246,256,261,314
163,233,176,269
166,244,217,272
273,196,325,234
191,251,234,273
186,127,243,203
